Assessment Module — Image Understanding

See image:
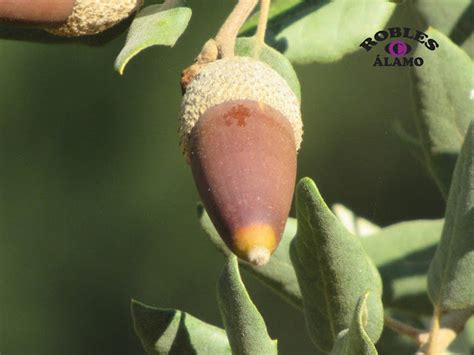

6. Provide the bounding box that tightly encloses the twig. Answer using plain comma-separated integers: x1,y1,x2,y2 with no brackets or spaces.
426,306,442,355
215,0,258,57
181,0,258,91
255,0,271,45
417,307,473,354
384,315,425,342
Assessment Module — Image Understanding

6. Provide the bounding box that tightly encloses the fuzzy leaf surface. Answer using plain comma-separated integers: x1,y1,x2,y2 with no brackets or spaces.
131,300,231,354
362,219,443,315
201,204,444,316
115,1,191,74
415,0,474,57
428,122,474,311
242,0,395,64
290,177,384,352
330,292,378,355
236,36,301,101
217,256,278,355
411,28,474,197
198,205,302,309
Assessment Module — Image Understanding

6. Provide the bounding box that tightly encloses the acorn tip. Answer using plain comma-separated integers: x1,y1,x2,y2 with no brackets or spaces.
247,246,271,266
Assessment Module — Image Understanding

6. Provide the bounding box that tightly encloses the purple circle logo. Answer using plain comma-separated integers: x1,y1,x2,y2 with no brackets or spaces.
385,40,411,57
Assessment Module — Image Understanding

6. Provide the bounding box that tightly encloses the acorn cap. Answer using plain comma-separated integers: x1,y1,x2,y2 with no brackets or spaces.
180,56,303,159
45,0,143,37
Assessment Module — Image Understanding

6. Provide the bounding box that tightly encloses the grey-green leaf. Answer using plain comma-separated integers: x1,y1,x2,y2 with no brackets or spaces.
362,219,443,315
411,27,474,198
428,121,474,311
235,36,301,101
217,255,278,355
290,177,384,352
332,204,380,237
198,204,302,309
414,0,474,57
131,299,231,354
243,0,396,64
114,1,191,74
331,292,378,355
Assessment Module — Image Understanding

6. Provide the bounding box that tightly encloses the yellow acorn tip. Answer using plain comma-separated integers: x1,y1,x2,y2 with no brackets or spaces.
233,224,278,266
247,247,271,267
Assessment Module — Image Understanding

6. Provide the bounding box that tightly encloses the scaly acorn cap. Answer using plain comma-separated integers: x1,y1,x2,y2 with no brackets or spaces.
46,0,143,37
179,56,303,160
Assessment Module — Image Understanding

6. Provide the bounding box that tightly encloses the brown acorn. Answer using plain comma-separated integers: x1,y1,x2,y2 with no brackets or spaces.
45,0,143,37
180,57,303,266
0,0,75,23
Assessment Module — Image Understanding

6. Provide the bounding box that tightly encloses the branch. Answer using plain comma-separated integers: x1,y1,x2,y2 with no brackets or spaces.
416,307,474,355
255,0,270,45
383,315,425,342
215,0,258,57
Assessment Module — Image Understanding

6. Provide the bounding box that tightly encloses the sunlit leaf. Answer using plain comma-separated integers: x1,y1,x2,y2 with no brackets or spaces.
290,177,384,352
217,256,278,355
411,28,474,198
243,0,396,64
132,300,231,354
428,122,474,311
331,292,378,355
115,1,191,74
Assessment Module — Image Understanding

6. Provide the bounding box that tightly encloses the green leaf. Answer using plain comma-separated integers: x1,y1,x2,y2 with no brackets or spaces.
198,204,302,309
235,36,301,101
331,292,378,355
201,202,444,316
241,0,300,34
428,122,474,311
290,177,384,352
410,28,474,198
414,0,474,57
361,219,443,315
114,1,191,74
332,204,380,237
243,0,396,64
131,299,231,354
392,120,425,165
217,255,278,355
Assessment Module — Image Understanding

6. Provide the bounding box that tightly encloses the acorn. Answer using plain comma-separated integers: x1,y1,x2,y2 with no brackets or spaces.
45,0,143,37
180,57,303,266
0,0,75,23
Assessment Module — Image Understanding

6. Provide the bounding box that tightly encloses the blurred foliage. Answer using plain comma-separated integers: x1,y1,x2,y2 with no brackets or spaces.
0,2,451,354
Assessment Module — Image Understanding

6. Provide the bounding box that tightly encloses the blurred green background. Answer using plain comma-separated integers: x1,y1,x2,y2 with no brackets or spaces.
0,2,447,354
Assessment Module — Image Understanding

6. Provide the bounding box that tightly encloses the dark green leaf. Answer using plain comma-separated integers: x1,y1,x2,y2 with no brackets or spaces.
392,120,425,165
331,292,378,355
242,0,396,64
290,177,384,352
131,299,231,354
414,0,474,57
361,219,443,315
115,1,191,74
235,36,301,101
198,204,302,309
428,122,474,311
217,256,278,355
411,28,474,198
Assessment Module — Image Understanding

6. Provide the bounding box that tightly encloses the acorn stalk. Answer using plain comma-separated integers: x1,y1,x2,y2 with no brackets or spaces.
180,57,303,266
